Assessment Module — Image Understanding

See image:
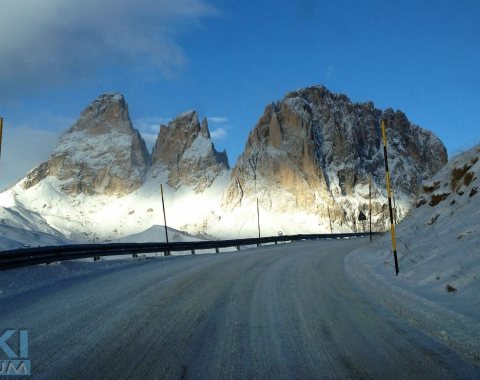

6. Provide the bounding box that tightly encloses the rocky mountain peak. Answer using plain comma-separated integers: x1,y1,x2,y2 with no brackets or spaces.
151,111,229,192
22,93,149,195
223,84,447,231
73,93,131,135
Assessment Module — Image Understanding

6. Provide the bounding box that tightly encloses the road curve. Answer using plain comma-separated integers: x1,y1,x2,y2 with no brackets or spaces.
1,238,479,379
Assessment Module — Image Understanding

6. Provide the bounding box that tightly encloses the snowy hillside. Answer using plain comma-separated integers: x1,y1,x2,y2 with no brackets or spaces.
118,225,201,243
346,144,480,364
0,224,72,251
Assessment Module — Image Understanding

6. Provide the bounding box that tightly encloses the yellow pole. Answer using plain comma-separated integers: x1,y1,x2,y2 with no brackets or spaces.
381,119,399,275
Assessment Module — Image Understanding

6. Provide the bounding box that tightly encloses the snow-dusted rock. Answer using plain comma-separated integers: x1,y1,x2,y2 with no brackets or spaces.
23,93,149,195
151,111,229,192
223,86,447,231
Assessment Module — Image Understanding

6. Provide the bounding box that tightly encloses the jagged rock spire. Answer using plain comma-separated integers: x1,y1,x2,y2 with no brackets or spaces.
151,111,229,192
23,93,149,195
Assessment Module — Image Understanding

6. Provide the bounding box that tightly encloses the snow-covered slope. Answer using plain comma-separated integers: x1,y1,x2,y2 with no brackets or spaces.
0,191,71,250
0,169,230,242
0,224,72,251
345,144,480,364
349,144,479,308
118,225,201,243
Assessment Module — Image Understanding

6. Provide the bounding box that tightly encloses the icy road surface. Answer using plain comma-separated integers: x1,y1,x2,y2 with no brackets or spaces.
1,238,479,379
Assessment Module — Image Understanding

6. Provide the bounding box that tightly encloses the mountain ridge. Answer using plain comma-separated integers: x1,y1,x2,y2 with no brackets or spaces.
0,85,448,243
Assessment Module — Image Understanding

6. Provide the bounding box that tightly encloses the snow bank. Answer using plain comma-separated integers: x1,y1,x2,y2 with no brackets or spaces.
345,144,480,365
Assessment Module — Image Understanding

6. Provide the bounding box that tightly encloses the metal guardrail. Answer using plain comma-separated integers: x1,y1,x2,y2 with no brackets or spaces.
0,232,382,270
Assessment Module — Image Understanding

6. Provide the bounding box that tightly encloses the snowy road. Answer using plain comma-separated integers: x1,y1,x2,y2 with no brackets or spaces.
2,238,479,379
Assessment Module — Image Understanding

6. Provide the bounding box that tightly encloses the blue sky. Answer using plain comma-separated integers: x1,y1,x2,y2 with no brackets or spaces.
0,0,479,188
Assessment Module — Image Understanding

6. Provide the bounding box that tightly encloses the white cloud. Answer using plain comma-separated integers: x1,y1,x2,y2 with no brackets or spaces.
0,0,217,99
210,127,227,139
134,116,171,132
208,116,229,124
0,125,59,190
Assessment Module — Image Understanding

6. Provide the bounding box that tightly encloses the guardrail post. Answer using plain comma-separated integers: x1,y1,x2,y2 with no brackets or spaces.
215,247,219,253
236,245,240,251
191,249,195,255
94,256,100,261
132,253,138,258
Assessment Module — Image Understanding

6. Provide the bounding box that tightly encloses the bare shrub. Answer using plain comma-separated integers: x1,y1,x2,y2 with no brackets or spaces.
451,164,473,190
429,193,450,206
463,171,474,186
423,181,440,193
446,284,457,294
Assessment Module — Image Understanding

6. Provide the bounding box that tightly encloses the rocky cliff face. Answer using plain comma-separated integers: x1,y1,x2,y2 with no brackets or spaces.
151,111,229,192
21,95,229,197
23,93,150,195
222,86,447,230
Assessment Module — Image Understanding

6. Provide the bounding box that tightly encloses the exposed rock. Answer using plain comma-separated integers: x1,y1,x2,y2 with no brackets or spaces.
23,93,149,195
223,85,447,230
151,111,229,192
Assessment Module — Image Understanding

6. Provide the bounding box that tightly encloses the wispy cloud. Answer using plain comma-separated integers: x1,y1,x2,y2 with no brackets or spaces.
0,0,217,99
208,116,229,124
325,65,335,79
210,127,228,139
134,116,171,132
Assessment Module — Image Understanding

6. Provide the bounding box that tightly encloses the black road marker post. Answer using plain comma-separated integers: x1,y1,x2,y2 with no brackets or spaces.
327,206,333,234
369,175,372,243
381,119,399,275
256,197,261,242
160,184,170,256
0,117,3,160
248,153,261,245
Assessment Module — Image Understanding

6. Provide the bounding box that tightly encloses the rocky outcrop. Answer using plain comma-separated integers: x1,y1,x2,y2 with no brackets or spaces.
223,85,447,230
23,93,149,195
151,111,229,192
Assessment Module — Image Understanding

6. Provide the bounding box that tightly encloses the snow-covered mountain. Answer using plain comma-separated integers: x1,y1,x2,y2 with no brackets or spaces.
223,86,447,232
0,93,230,246
0,86,448,245
24,93,149,196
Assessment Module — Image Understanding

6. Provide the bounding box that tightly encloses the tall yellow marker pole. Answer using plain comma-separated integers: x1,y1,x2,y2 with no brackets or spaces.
381,119,399,275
